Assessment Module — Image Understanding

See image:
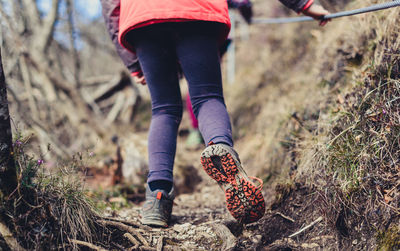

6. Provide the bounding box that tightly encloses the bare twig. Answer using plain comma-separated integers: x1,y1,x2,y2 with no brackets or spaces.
70,239,107,251
99,220,150,247
275,212,295,223
288,216,323,238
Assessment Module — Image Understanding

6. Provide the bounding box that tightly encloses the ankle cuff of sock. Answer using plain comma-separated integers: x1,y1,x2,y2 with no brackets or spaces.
148,180,173,192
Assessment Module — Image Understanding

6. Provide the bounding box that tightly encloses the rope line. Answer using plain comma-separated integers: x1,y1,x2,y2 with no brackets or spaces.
252,0,400,24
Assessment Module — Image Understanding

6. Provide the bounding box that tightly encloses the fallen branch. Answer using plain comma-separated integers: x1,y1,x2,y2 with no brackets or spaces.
0,220,26,251
288,216,323,238
70,239,107,251
99,220,149,246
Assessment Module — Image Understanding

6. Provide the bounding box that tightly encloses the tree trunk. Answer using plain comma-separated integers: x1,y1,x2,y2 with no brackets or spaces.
0,49,17,197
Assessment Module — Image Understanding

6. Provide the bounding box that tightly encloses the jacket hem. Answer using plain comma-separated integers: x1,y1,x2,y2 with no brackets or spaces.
118,10,231,53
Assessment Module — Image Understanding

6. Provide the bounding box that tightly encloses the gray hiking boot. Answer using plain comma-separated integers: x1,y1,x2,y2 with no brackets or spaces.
140,186,174,227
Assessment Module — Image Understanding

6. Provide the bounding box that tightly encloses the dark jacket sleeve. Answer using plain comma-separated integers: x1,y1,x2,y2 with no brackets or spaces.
279,0,312,13
100,0,141,75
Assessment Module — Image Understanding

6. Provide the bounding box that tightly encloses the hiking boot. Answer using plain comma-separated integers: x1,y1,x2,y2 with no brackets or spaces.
200,143,265,224
140,186,174,227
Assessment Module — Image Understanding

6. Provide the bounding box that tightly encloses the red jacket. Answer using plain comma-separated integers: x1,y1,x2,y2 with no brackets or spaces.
118,0,231,52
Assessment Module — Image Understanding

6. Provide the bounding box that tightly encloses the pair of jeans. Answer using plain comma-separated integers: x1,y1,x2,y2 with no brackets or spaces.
128,21,233,183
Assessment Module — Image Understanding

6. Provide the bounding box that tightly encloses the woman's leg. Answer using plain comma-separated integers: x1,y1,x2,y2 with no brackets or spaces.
129,25,182,187
175,22,265,224
175,22,233,147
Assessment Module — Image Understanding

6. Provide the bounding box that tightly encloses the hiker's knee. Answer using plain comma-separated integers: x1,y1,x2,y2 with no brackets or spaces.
152,104,183,122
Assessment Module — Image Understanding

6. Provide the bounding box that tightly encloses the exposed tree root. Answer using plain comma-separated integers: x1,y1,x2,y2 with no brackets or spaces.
98,220,149,246
102,216,152,231
70,239,107,251
0,220,25,251
124,232,140,246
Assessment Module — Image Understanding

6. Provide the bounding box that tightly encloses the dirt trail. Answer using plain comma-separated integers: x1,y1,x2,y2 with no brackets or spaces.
102,134,338,251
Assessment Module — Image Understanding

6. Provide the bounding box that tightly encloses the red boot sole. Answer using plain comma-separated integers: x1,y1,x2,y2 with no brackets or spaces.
201,145,265,224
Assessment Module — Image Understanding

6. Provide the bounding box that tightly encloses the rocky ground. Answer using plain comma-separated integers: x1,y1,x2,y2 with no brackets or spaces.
93,133,340,251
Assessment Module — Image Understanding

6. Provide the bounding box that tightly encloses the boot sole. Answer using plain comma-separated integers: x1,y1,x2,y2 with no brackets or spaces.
200,144,265,224
140,217,168,228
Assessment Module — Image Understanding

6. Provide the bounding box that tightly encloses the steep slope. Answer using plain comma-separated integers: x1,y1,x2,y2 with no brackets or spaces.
223,0,399,249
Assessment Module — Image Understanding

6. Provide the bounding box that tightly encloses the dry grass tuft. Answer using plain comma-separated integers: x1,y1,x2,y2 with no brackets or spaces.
1,136,107,250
